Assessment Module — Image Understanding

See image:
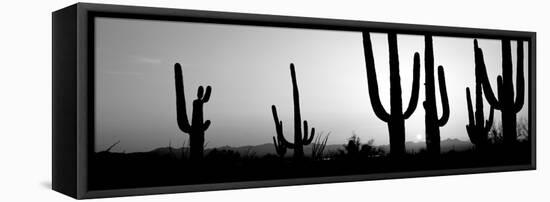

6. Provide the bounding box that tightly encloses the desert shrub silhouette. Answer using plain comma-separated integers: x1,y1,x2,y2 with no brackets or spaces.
516,117,529,141
344,135,361,157
489,122,503,144
362,32,421,157
331,135,384,160
360,139,384,158
311,132,329,160
474,39,525,146
271,63,316,160
174,63,212,161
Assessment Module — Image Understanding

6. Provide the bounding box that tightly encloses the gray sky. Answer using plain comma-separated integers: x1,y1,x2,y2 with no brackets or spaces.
94,17,529,153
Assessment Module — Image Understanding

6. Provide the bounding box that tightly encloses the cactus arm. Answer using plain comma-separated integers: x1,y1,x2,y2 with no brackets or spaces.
466,87,475,126
302,120,309,141
273,136,286,155
474,40,502,109
303,120,309,143
197,86,204,99
502,40,513,88
174,63,191,133
203,120,211,131
304,126,315,145
272,136,279,151
272,136,279,152
302,121,315,145
466,125,476,145
362,32,391,122
485,106,494,133
202,86,212,103
271,105,283,136
271,105,295,149
403,52,421,119
308,128,315,144
513,41,525,113
437,66,450,126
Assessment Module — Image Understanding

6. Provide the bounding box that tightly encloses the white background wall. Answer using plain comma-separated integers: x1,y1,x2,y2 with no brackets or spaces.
0,0,547,201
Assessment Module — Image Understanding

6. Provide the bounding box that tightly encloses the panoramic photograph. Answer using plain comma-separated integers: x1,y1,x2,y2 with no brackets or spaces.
90,17,531,190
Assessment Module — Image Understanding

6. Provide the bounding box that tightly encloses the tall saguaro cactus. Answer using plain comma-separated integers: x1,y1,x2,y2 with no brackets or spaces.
474,39,524,145
423,35,450,155
174,63,212,161
271,63,315,160
362,32,421,156
465,69,494,147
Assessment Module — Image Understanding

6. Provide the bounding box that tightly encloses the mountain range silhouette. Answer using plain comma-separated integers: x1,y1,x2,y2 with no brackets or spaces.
129,138,473,158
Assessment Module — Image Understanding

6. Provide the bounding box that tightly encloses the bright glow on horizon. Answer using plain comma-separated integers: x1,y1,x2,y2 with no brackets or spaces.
415,134,424,141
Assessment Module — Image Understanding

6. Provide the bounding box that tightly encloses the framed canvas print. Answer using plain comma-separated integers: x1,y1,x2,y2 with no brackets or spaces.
52,3,536,199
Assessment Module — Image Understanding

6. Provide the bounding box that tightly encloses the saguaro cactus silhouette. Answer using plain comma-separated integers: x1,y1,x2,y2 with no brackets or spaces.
174,63,212,161
474,39,524,145
423,35,450,155
465,75,494,147
271,63,315,159
362,32,421,156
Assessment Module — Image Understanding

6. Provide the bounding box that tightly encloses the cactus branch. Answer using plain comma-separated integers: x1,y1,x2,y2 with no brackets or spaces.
302,120,315,144
203,120,211,131
362,32,391,122
513,42,525,113
437,65,450,126
403,52,421,119
197,86,204,99
466,87,475,127
474,40,501,110
271,105,295,149
202,86,212,102
175,63,191,133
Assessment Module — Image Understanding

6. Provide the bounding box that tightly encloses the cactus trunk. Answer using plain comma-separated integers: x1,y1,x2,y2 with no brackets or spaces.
387,33,406,156
291,64,305,159
423,35,450,156
362,32,421,157
174,63,212,161
475,39,524,145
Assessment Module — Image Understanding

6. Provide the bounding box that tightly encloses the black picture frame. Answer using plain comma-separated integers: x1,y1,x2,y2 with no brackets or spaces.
52,3,536,199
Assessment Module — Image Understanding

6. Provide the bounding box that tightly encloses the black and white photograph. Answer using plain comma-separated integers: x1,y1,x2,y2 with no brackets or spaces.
90,16,532,190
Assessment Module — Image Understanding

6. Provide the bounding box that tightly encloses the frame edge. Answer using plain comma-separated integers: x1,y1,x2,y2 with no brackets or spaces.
52,3,78,199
